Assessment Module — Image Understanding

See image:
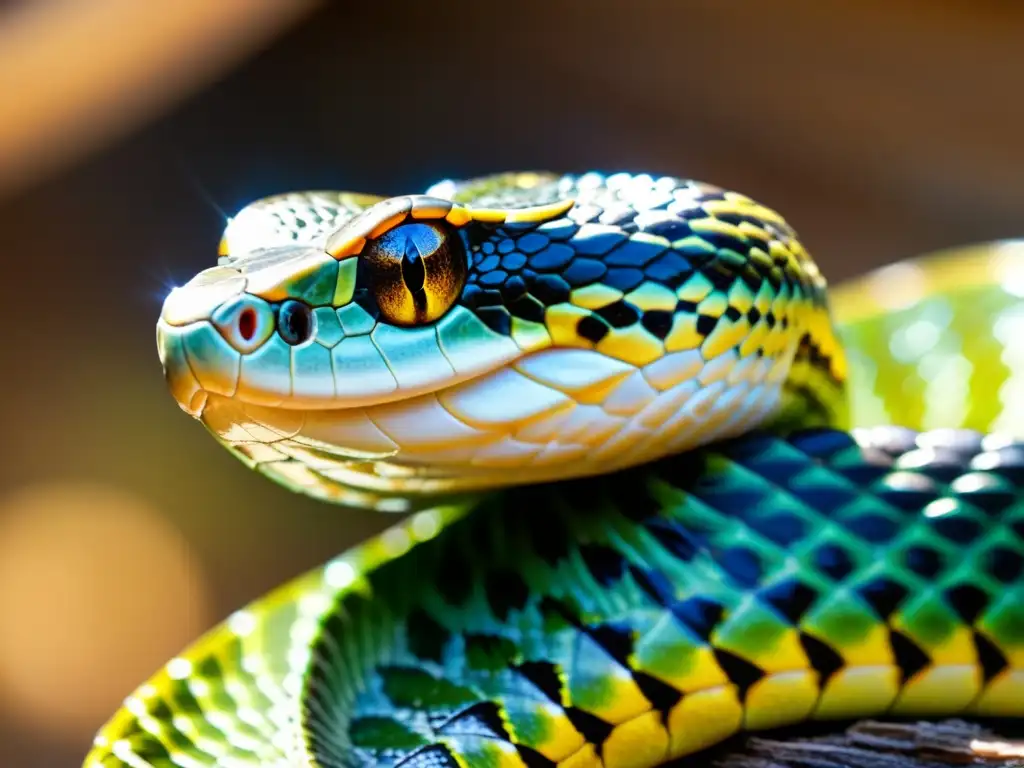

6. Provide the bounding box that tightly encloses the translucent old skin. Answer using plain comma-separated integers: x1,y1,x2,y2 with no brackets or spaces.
87,172,1024,768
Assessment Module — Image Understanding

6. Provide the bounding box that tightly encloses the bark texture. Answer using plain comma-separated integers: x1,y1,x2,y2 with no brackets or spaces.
700,720,1024,768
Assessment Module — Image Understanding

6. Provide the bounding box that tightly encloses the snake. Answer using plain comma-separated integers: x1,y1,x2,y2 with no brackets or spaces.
84,171,1024,768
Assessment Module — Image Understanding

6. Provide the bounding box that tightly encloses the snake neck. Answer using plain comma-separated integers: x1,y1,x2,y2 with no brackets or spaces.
774,325,850,434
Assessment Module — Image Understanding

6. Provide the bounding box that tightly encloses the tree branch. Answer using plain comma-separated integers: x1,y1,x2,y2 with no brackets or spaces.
702,720,1024,768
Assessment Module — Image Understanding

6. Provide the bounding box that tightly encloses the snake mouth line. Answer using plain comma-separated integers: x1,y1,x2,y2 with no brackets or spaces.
155,331,495,420
156,298,538,418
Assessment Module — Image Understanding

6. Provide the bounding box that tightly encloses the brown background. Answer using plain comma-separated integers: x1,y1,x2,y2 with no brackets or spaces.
1,1,1023,765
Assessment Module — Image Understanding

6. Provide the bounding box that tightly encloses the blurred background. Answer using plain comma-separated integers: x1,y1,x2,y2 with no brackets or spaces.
2,0,1024,765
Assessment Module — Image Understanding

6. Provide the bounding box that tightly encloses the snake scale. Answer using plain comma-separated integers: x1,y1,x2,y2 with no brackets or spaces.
85,172,1024,767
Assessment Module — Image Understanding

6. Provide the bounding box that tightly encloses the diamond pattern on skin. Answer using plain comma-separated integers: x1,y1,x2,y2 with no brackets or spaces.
86,427,1024,768
293,426,1023,767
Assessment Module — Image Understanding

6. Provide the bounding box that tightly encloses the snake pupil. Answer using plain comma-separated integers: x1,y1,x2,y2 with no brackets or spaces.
238,308,256,341
400,238,429,315
363,220,467,326
278,300,313,345
400,238,427,293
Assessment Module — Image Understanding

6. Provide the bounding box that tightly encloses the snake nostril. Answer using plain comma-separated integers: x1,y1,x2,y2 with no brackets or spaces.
211,295,274,353
238,308,256,342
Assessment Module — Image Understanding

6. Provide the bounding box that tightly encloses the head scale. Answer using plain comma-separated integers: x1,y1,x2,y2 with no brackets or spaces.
157,173,847,511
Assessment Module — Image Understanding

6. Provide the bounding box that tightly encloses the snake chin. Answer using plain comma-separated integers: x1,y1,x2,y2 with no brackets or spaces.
187,389,209,419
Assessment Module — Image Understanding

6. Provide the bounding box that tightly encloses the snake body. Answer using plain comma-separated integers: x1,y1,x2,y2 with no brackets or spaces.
86,172,1024,767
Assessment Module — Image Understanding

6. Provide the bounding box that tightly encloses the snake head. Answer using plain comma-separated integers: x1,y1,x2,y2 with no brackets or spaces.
156,173,847,511
156,191,575,411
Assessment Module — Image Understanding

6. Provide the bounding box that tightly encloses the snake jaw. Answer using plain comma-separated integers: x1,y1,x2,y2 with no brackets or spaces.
175,340,801,511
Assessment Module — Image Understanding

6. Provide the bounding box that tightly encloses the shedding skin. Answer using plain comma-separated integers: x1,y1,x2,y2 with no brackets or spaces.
87,174,1024,768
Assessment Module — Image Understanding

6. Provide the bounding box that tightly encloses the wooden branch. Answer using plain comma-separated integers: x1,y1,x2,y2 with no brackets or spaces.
703,720,1024,768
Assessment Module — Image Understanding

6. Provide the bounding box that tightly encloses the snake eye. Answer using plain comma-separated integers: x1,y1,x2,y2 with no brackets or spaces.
362,221,467,326
278,300,315,345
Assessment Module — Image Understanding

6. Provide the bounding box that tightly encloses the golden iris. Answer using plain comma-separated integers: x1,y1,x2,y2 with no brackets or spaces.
362,222,467,326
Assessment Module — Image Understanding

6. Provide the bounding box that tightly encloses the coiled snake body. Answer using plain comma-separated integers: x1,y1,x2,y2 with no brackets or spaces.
86,172,1024,767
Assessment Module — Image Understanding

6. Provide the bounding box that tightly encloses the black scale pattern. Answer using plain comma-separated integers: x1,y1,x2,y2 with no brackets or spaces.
301,426,1024,767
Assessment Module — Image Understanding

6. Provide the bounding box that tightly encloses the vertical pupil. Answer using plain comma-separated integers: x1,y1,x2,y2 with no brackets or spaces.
401,246,426,293
238,308,256,341
395,223,437,317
